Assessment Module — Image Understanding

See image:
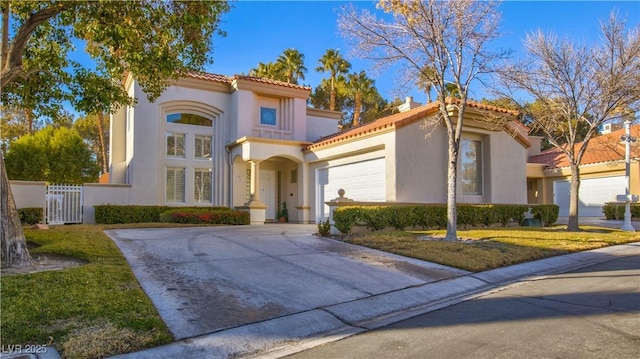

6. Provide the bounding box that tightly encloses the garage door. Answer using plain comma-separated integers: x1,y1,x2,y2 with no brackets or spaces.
554,176,625,217
318,158,386,219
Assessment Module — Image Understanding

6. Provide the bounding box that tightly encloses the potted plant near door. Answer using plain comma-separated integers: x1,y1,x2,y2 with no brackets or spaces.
278,202,288,222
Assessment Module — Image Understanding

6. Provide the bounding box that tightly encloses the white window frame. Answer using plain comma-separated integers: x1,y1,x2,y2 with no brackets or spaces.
166,132,186,158
166,167,186,203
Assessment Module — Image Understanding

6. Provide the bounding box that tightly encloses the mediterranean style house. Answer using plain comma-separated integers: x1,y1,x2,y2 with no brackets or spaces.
527,124,640,216
108,71,529,224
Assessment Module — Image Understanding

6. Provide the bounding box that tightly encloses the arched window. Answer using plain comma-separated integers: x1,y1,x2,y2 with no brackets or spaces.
167,113,212,127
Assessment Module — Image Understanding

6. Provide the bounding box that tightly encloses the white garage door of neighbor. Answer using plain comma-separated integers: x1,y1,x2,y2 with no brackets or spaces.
554,176,625,217
318,158,386,219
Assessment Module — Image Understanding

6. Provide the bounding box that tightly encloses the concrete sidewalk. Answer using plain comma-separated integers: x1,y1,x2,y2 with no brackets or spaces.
108,228,640,359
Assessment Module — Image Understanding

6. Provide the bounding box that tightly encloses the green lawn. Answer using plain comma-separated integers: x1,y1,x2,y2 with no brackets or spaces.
346,226,640,272
1,225,173,359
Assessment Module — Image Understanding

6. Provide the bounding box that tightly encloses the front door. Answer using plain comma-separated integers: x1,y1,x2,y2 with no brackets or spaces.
260,170,276,220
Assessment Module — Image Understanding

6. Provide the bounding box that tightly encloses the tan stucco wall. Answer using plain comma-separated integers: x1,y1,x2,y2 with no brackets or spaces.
394,122,528,204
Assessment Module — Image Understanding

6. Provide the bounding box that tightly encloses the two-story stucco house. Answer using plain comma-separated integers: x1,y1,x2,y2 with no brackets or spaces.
108,71,529,224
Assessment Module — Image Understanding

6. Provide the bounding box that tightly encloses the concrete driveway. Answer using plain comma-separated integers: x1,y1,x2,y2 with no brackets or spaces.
106,224,469,340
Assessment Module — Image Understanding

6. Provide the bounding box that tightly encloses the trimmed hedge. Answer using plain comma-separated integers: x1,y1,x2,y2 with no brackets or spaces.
332,204,556,234
94,205,235,224
603,202,640,220
159,208,249,225
530,204,559,227
18,207,43,225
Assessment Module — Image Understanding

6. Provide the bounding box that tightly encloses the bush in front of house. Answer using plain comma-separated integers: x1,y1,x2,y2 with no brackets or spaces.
159,208,249,225
18,207,43,224
94,205,234,224
332,204,535,234
602,202,640,220
530,204,560,227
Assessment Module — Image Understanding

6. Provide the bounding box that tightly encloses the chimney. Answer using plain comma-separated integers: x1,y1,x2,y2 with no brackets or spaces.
397,96,422,113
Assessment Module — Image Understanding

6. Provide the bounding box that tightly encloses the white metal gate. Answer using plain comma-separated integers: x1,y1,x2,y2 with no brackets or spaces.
46,184,83,224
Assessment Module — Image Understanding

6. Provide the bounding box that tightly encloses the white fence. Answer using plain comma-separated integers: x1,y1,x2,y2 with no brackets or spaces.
46,184,83,224
11,181,132,224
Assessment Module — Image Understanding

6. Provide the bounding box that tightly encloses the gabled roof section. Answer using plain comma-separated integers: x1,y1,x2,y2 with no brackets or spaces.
528,124,640,169
304,99,524,151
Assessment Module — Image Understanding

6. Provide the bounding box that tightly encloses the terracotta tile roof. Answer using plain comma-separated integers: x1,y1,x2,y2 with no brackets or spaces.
528,124,640,168
304,99,523,151
184,71,232,83
183,71,311,91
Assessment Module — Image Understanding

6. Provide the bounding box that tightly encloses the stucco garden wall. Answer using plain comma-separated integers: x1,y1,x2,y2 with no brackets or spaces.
82,183,132,224
10,181,46,210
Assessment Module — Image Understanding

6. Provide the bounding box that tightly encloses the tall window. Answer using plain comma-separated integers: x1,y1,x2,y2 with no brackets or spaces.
166,132,185,158
194,135,212,159
194,168,212,203
166,167,185,203
461,139,482,195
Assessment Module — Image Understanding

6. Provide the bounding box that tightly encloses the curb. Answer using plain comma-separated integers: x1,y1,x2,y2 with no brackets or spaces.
110,242,640,359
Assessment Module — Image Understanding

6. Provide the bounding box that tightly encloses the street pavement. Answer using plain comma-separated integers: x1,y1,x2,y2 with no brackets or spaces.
285,254,640,359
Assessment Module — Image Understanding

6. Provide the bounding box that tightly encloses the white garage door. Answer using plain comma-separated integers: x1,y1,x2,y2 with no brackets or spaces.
318,158,386,219
554,176,625,217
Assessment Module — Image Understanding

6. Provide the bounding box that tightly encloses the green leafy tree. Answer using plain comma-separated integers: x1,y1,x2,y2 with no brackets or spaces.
316,49,351,110
309,76,349,111
0,0,229,267
5,126,99,184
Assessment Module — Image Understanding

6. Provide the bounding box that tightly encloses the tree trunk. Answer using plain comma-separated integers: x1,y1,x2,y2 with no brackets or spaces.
1,151,32,268
353,94,361,127
444,127,459,241
97,113,108,174
329,75,336,111
567,162,581,231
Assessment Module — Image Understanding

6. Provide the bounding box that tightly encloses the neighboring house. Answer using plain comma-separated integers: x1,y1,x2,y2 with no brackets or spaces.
109,71,529,224
527,124,640,216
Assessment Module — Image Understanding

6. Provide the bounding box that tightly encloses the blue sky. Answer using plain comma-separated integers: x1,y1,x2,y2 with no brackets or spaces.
205,0,640,103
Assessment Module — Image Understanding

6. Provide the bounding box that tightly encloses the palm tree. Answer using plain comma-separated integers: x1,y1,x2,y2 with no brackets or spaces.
249,61,286,82
346,71,377,127
276,48,307,84
316,49,351,111
417,66,436,103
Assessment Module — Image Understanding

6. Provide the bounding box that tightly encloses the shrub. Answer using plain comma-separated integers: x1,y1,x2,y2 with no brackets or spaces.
317,219,331,237
159,208,248,225
530,204,559,227
330,204,530,234
94,205,233,224
18,207,43,224
603,202,640,220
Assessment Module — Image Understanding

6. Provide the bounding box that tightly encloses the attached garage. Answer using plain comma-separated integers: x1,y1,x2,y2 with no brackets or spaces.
553,176,626,217
317,157,386,219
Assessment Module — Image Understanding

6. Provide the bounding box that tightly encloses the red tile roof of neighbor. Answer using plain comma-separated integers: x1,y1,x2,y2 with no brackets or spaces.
304,99,523,151
528,124,640,169
183,71,311,90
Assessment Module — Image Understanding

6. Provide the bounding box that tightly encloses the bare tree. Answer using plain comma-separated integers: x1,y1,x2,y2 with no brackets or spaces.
496,12,640,231
339,0,510,240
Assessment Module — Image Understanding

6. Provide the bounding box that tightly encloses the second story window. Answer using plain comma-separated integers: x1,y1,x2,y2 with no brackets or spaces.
260,107,276,126
194,135,212,159
166,132,185,158
167,113,212,127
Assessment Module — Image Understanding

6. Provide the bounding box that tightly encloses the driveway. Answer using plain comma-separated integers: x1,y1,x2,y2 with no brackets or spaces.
106,224,469,340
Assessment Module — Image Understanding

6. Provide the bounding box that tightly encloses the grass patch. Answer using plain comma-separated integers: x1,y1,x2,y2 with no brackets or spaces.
346,226,640,272
1,225,172,358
